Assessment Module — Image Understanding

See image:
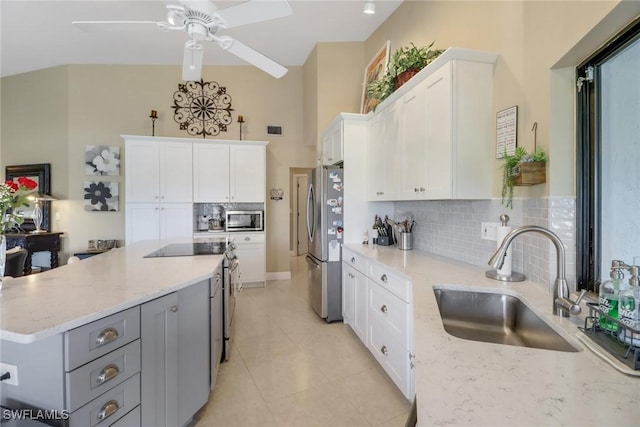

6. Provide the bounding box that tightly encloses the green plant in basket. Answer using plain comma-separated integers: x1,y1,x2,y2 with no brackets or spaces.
501,147,547,208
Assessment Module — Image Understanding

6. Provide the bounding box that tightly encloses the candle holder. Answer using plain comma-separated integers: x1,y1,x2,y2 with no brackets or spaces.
149,110,158,136
237,115,245,140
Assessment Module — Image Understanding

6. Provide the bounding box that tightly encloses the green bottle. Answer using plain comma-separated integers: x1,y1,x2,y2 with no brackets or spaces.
599,279,623,332
618,284,639,345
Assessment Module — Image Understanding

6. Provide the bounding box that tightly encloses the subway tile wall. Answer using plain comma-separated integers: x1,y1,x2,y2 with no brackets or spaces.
393,197,577,292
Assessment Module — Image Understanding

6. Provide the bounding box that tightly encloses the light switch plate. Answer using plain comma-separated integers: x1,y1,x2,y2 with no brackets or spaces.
481,222,499,241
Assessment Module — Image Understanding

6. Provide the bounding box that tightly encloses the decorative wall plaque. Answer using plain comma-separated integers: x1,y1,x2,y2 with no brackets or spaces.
172,80,234,138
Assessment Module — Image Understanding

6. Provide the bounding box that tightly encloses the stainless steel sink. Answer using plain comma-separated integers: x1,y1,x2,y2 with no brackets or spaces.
433,287,578,352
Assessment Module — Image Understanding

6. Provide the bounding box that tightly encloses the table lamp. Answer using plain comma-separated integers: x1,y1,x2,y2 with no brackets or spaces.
27,193,56,233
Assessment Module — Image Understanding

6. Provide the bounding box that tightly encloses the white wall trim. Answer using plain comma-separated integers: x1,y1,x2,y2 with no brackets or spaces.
266,271,292,280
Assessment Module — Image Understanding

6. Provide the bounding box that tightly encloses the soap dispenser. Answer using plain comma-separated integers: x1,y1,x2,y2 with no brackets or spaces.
599,261,629,333
618,262,640,345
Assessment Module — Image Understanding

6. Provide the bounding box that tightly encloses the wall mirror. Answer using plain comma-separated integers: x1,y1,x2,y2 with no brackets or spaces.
5,163,51,232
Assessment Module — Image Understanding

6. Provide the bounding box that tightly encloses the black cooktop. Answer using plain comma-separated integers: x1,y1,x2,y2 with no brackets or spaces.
144,242,227,258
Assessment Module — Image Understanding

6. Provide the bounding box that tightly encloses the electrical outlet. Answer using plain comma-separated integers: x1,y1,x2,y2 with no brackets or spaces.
0,362,19,386
481,222,499,241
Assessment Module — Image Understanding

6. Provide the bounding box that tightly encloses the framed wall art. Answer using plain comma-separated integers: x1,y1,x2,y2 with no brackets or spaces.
5,163,51,232
85,145,120,176
496,106,518,158
84,181,119,212
361,40,391,114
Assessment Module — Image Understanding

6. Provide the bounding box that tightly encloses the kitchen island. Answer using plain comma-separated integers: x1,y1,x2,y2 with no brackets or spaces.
343,243,639,427
0,239,224,427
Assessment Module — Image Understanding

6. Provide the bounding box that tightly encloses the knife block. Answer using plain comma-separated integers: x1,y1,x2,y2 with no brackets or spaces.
378,236,393,246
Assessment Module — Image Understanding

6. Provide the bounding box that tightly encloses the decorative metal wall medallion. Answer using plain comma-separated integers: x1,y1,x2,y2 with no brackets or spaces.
172,80,234,138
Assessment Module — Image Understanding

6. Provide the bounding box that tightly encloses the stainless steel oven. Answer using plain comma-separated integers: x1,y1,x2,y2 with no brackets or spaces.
225,210,263,232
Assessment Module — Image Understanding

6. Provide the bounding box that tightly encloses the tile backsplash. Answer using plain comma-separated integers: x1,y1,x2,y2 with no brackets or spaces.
393,197,576,292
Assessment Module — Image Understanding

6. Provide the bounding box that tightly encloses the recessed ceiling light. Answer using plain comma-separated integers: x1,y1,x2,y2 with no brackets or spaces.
363,1,376,15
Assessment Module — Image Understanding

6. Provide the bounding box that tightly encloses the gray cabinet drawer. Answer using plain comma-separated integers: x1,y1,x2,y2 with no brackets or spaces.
109,405,140,427
66,340,141,412
69,373,140,427
65,306,141,371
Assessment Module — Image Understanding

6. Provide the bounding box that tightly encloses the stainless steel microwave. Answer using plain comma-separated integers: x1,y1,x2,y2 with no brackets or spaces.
225,210,263,232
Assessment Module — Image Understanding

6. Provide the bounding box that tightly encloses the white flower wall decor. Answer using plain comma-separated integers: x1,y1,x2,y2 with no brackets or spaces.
84,181,119,212
86,145,120,176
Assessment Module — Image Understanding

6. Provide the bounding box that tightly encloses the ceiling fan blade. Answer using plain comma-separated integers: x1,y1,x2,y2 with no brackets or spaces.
182,41,204,81
215,0,292,29
72,21,160,32
219,37,287,78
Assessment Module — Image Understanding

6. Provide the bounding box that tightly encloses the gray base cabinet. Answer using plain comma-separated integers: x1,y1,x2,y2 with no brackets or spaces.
140,279,210,427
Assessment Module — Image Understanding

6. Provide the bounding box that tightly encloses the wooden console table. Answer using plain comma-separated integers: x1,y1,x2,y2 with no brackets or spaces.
5,232,63,275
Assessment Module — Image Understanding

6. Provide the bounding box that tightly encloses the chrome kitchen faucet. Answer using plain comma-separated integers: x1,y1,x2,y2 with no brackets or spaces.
488,225,587,318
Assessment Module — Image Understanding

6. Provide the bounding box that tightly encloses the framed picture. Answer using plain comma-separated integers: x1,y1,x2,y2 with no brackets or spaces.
84,181,119,212
5,163,51,232
496,106,518,158
85,145,120,176
361,40,391,114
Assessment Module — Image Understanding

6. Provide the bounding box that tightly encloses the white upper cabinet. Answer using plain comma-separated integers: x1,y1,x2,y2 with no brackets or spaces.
230,144,266,203
366,48,498,201
321,116,344,165
125,139,193,203
193,142,266,203
193,143,230,202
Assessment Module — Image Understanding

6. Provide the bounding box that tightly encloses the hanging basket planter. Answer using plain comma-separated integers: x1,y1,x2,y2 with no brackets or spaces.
513,162,546,186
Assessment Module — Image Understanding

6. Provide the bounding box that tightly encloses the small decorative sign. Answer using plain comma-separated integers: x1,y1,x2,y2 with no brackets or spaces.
496,106,518,158
270,188,284,201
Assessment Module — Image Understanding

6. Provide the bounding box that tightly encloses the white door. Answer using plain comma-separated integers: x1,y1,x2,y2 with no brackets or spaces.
295,174,308,256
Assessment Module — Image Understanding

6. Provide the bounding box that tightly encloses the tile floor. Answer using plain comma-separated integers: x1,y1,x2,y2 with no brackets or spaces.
194,255,411,427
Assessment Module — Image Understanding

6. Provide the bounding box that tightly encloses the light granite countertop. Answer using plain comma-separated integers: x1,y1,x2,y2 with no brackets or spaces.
343,243,639,427
0,239,224,344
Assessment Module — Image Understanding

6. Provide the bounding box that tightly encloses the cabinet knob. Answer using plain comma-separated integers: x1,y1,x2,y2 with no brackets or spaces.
170,305,178,312
244,237,251,241
349,273,354,279
351,257,355,263
95,327,119,347
96,364,120,385
328,158,333,161
97,400,120,421
380,345,388,356
420,187,426,192
380,274,388,283
380,305,388,314
414,188,419,192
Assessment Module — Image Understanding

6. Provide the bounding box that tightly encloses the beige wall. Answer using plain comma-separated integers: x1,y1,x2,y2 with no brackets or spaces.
1,64,316,273
365,0,631,198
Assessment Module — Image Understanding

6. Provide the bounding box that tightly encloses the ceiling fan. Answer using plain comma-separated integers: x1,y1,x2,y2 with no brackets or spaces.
72,0,292,81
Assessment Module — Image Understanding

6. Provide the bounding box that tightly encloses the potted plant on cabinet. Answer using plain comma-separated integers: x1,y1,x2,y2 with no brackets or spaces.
367,42,445,107
501,146,547,208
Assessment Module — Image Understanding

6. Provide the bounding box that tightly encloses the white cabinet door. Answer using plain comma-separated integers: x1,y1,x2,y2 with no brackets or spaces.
161,142,193,203
342,264,356,326
233,233,266,285
230,145,265,202
125,140,192,203
322,120,343,165
367,102,401,201
400,80,428,200
126,203,161,244
125,140,160,203
193,143,230,202
423,63,453,199
160,203,193,241
353,268,368,344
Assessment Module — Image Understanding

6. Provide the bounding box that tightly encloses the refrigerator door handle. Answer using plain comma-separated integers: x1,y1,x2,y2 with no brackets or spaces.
306,183,315,242
305,255,321,269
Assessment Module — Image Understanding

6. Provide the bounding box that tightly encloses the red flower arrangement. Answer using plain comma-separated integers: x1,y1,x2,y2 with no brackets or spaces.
1,177,38,233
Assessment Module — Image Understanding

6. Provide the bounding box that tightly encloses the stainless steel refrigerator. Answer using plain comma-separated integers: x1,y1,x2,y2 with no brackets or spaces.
305,166,344,322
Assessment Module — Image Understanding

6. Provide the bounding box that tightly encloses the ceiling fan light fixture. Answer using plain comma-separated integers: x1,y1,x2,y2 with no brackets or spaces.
182,41,204,81
363,1,376,15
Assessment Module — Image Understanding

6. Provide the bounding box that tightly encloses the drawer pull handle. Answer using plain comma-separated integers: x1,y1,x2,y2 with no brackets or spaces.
244,237,251,241
351,257,355,263
95,327,119,347
380,345,388,356
380,305,388,314
97,400,119,421
97,364,120,385
380,274,388,283
171,305,178,312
